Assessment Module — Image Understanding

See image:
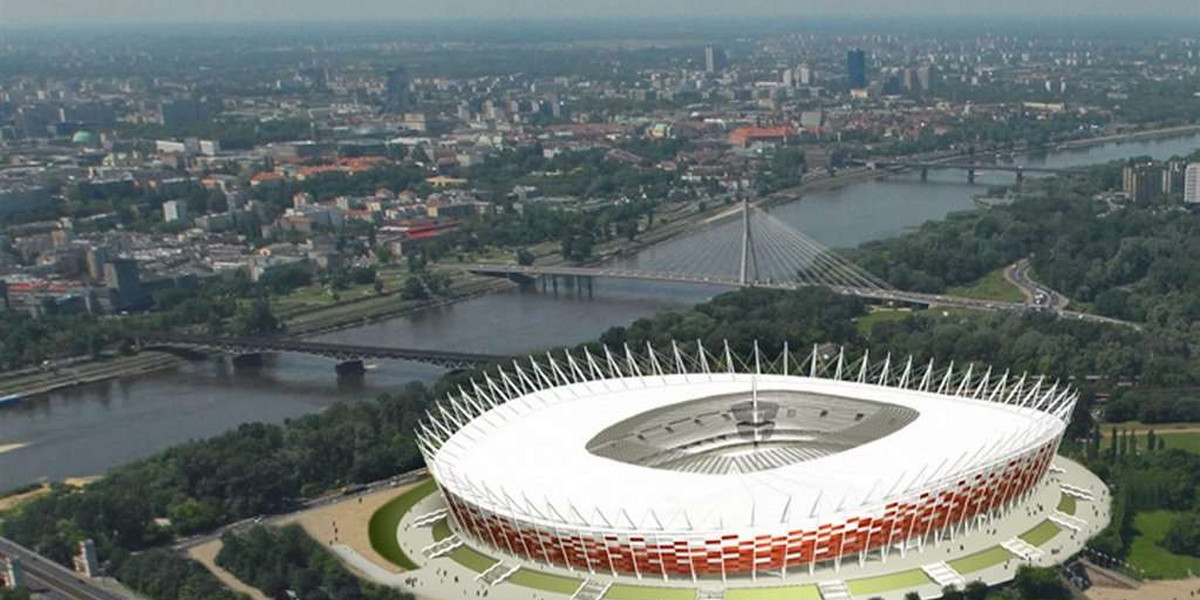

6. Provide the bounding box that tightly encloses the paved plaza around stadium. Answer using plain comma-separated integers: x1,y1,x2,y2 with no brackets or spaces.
335,456,1107,600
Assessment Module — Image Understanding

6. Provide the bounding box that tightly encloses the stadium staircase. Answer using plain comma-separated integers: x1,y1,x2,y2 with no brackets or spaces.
1001,538,1044,562
922,561,966,589
1060,484,1095,501
411,508,448,527
817,580,851,600
570,578,611,600
420,535,462,559
476,562,519,586
1049,512,1087,534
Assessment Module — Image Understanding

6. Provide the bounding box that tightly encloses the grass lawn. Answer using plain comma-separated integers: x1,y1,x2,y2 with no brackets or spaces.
726,584,822,600
448,545,498,573
1057,493,1077,516
1018,521,1062,547
367,478,437,570
856,308,915,336
431,518,452,541
948,546,1014,574
846,569,932,596
946,268,1025,303
1129,510,1200,579
606,584,699,600
506,568,581,594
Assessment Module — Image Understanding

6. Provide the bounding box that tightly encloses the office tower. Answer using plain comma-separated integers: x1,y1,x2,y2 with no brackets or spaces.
797,63,812,85
917,65,934,93
1185,163,1200,204
847,49,867,89
704,45,726,73
159,99,208,128
383,66,411,113
782,68,794,88
86,246,110,281
1162,162,1186,196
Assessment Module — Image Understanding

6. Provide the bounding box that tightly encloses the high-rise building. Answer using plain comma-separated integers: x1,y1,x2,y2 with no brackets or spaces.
917,65,934,94
847,49,867,89
704,45,726,73
383,66,411,113
85,246,110,281
1162,161,1187,196
1185,163,1200,204
1123,163,1164,203
782,69,794,88
797,63,813,86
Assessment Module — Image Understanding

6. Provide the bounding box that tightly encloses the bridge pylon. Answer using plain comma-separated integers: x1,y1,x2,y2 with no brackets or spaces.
739,198,760,286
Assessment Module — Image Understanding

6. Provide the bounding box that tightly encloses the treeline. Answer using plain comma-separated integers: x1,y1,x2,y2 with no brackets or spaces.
1105,389,1200,424
217,525,412,600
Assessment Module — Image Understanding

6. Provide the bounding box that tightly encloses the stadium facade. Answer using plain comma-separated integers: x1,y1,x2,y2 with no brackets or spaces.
417,343,1076,583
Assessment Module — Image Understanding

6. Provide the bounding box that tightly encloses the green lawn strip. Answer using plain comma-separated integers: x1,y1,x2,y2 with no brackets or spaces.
506,568,581,594
1057,493,1077,516
948,546,1015,574
431,518,452,541
367,478,437,570
946,268,1025,303
1018,520,1062,547
846,569,933,596
605,583,698,600
725,584,822,600
448,545,498,573
856,308,915,335
1129,510,1200,579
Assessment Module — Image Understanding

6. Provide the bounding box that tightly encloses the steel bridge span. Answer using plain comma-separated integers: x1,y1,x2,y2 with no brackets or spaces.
133,332,503,371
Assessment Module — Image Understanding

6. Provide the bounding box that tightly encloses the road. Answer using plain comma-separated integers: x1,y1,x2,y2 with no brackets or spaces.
0,537,135,600
1006,258,1071,311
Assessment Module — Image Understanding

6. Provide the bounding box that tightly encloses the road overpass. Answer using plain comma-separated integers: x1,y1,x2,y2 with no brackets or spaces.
132,332,504,371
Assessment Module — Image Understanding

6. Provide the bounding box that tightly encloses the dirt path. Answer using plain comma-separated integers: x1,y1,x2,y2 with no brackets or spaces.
277,481,422,576
187,539,271,600
1088,577,1200,600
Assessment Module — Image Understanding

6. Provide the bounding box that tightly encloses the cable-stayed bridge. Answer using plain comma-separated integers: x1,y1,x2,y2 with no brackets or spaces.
465,201,1131,328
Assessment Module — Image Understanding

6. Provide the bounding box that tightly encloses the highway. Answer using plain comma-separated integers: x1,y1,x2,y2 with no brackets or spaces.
0,537,134,600
1007,258,1071,311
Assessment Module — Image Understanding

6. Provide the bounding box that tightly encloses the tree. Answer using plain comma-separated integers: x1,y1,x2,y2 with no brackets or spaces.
230,299,281,336
940,585,964,600
1014,566,1070,600
516,248,535,266
400,276,427,301
964,580,988,600
904,593,921,600
374,279,385,295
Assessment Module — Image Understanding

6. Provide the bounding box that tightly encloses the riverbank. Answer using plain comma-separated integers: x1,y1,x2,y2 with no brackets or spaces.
1056,123,1200,150
0,351,184,399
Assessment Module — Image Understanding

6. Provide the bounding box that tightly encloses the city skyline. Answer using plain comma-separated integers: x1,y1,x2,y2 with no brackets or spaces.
4,0,1199,25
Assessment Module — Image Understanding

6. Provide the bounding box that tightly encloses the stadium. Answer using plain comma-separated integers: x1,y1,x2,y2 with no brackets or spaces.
405,343,1105,598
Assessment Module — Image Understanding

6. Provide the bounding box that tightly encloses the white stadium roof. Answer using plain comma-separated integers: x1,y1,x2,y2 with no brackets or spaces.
423,346,1074,534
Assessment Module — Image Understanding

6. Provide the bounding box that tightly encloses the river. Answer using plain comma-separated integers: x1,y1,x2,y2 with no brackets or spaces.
1,132,1197,488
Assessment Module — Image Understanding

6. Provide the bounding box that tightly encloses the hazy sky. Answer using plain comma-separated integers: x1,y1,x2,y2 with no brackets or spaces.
3,0,1198,25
